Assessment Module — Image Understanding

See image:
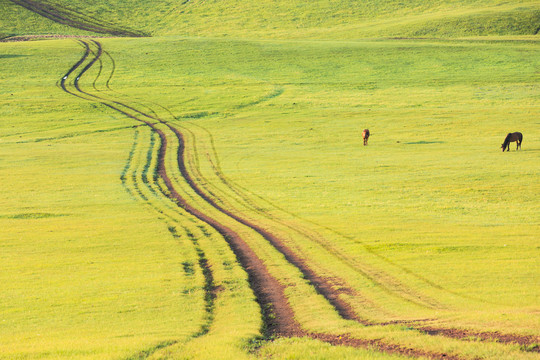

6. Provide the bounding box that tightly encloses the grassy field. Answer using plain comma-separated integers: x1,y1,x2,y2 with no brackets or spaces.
0,0,94,37
1,1,539,359
1,0,539,38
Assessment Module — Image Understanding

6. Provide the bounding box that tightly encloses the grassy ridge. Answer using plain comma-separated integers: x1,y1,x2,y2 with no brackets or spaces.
158,0,540,38
1,0,539,38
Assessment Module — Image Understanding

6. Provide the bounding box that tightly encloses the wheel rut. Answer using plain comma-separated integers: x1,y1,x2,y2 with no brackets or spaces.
176,122,539,350
178,117,540,350
61,39,303,339
61,41,215,356
57,39,536,360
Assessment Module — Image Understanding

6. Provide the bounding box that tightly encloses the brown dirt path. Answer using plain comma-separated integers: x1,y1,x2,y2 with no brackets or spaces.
177,112,540,351
60,39,303,338
418,327,539,351
58,39,537,360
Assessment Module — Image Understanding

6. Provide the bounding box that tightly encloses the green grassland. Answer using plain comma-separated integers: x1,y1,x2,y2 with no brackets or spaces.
1,0,539,39
0,0,94,38
1,1,539,359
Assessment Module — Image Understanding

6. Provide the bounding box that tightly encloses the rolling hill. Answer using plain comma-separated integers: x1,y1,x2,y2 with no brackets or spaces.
1,0,539,39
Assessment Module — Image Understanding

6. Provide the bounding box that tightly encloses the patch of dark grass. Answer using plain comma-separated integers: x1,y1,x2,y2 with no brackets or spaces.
179,111,217,119
0,54,30,58
1,213,67,219
244,334,276,354
404,141,445,145
521,343,540,353
124,340,178,360
182,261,195,276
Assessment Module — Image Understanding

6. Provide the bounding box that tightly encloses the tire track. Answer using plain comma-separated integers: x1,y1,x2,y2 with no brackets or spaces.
11,125,137,144
59,39,517,360
180,111,540,350
92,41,538,354
59,40,215,357
180,122,442,313
85,43,474,360
119,128,140,200
62,39,302,338
124,340,178,360
181,225,218,337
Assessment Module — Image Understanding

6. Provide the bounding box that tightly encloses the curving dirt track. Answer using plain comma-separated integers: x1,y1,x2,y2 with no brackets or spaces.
57,40,538,359
61,39,304,339
180,123,540,351
5,0,536,355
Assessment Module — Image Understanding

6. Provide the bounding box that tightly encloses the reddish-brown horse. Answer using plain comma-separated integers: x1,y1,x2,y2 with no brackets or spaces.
501,132,523,152
362,129,370,146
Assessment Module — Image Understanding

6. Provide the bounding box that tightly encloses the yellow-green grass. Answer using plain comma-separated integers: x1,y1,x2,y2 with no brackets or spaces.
0,0,96,37
100,35,539,330
0,132,202,359
1,0,539,39
0,39,261,359
164,37,539,329
157,0,540,39
1,34,539,360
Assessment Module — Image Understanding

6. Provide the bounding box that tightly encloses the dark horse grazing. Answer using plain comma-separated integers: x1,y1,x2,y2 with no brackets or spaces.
362,129,370,146
501,132,523,152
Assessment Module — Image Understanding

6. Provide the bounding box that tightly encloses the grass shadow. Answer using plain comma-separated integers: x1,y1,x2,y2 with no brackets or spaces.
519,148,540,153
404,141,445,145
0,54,30,59
0,213,68,219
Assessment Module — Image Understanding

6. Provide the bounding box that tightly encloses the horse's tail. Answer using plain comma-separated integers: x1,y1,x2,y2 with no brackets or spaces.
518,132,523,143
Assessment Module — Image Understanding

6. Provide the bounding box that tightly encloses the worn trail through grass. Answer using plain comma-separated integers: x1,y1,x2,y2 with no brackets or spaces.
180,121,540,350
54,39,539,360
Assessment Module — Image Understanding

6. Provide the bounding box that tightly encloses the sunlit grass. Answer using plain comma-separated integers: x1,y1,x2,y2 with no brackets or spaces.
0,25,538,360
1,0,539,39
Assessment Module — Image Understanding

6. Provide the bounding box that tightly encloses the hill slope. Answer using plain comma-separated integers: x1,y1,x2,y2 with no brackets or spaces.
0,0,94,38
156,0,540,38
1,0,539,39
